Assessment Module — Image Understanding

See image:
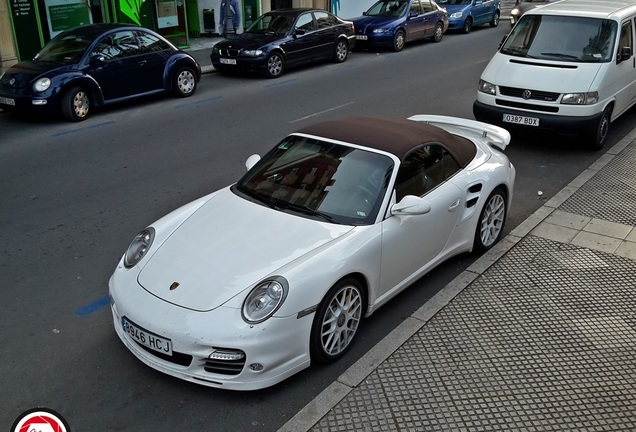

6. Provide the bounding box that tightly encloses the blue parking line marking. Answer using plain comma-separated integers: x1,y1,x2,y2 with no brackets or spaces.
51,121,115,137
75,295,110,316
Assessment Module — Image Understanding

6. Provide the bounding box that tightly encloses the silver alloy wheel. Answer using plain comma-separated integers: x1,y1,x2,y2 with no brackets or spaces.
433,23,443,42
319,284,362,357
335,41,347,62
177,69,195,95
267,53,284,77
393,30,405,51
479,193,505,248
73,91,89,118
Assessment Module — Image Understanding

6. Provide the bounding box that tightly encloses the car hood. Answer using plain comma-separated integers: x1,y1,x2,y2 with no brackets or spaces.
0,60,70,89
486,55,602,93
352,15,401,30
215,33,284,50
137,188,354,312
442,4,470,14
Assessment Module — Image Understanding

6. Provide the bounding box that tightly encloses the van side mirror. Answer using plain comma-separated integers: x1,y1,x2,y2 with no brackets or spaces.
618,46,632,63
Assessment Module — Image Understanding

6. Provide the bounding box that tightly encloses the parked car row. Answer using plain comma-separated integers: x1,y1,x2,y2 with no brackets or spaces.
0,1,502,121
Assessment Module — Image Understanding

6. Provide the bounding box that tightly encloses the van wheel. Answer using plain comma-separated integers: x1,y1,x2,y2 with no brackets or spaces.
589,107,611,151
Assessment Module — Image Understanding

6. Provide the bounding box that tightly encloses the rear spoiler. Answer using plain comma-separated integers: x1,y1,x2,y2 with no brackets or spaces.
408,115,511,151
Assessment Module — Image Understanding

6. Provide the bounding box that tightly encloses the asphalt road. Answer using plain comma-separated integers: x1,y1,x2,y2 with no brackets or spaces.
2,22,635,431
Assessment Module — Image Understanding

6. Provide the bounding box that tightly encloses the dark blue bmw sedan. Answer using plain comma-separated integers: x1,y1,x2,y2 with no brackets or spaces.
0,24,201,121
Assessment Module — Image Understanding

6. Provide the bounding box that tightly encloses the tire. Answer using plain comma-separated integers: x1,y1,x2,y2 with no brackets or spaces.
474,188,507,253
61,87,90,122
589,107,611,151
265,52,285,78
431,22,444,42
462,16,473,34
173,66,197,97
310,278,365,363
333,39,349,63
490,11,500,27
392,29,406,52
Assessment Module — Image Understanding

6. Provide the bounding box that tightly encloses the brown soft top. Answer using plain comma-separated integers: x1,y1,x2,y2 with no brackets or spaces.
296,116,476,167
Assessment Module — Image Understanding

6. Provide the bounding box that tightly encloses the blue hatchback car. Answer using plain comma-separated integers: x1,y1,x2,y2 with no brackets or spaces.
352,0,449,52
0,23,201,121
436,0,500,33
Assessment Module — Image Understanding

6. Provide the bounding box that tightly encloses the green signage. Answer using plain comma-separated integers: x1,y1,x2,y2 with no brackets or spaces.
8,0,44,61
49,3,91,33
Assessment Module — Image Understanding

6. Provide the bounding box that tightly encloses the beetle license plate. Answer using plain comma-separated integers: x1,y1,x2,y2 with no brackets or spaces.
122,317,173,356
220,58,237,65
0,96,15,106
503,113,539,126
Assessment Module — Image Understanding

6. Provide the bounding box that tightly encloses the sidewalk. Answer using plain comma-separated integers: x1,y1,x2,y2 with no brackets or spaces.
278,131,636,430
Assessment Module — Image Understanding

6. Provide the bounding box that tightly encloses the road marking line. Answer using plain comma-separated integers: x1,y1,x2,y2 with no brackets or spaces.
75,295,110,316
290,102,356,123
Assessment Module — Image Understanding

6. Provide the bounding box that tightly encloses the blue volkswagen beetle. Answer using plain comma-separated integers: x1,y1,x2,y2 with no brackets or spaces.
351,0,449,52
0,23,201,121
436,0,500,33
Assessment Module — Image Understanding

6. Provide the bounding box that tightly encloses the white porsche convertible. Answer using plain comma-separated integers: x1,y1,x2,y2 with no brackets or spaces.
109,115,515,390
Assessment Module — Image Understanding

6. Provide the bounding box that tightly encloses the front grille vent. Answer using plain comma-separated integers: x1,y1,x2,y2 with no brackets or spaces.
134,341,193,366
499,86,560,102
203,349,246,375
218,48,241,58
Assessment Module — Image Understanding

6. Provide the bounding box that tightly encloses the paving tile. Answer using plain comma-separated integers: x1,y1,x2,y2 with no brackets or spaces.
583,218,633,239
543,209,591,230
530,222,579,243
571,231,621,253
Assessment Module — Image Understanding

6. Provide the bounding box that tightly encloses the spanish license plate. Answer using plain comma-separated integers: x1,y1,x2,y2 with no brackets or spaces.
122,317,173,356
0,96,15,106
355,35,368,40
503,113,539,126
220,58,237,65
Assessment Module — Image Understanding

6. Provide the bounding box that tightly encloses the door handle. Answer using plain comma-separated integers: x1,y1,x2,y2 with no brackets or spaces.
139,60,147,66
448,198,461,212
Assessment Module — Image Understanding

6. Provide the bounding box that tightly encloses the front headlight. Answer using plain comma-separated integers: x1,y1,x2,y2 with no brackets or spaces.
372,28,390,33
562,92,599,105
478,79,497,95
243,49,264,57
511,8,519,16
33,78,51,92
450,12,463,19
242,277,288,324
124,228,155,268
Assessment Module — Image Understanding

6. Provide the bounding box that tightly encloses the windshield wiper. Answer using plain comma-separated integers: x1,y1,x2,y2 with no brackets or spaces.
239,188,277,209
540,52,579,60
277,201,335,223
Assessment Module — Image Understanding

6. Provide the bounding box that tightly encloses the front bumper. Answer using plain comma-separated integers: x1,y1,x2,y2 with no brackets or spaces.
210,54,268,74
473,100,604,138
109,267,313,391
354,32,395,48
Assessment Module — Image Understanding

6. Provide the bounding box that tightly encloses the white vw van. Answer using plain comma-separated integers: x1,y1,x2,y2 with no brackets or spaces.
473,0,636,149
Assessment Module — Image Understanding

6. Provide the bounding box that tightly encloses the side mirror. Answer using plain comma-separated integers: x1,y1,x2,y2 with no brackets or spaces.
245,154,260,171
294,28,306,37
618,46,632,63
88,55,106,65
390,195,432,216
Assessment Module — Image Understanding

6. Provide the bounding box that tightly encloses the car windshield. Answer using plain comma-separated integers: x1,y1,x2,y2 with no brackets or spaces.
234,135,394,225
501,15,617,63
365,0,408,17
34,32,93,64
245,13,295,35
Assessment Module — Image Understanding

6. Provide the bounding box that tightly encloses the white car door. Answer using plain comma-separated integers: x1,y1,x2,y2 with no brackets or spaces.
378,144,463,296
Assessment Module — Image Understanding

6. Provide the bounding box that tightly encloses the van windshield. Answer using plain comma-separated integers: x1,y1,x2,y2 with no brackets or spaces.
501,15,617,63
